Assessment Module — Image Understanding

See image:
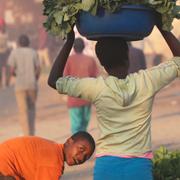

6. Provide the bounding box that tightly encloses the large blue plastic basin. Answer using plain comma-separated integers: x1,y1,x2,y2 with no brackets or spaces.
76,5,155,41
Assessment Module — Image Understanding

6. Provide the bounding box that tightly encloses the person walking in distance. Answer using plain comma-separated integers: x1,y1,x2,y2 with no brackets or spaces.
128,42,147,73
38,26,51,68
0,18,10,89
63,37,99,134
8,34,40,136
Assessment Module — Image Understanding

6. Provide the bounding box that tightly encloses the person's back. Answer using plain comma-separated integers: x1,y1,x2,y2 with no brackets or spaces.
128,46,146,73
82,73,154,155
48,23,180,179
64,53,98,107
64,37,98,79
63,37,99,133
9,47,38,90
8,34,40,136
0,136,64,180
61,37,179,157
64,53,98,78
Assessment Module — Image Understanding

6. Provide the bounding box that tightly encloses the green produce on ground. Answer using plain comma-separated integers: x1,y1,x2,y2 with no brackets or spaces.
153,146,180,180
43,0,180,39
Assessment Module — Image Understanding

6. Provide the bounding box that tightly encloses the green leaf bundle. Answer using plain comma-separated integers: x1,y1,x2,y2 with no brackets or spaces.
153,146,180,180
43,0,180,39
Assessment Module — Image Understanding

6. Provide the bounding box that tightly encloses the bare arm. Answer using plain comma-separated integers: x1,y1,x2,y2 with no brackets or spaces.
158,29,180,56
48,31,75,89
156,15,180,56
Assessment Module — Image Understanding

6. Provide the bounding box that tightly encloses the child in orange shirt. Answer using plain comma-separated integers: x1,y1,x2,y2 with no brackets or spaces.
0,131,95,180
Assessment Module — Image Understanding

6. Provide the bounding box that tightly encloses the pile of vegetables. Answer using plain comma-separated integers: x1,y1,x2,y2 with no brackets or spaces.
153,146,180,180
43,0,180,39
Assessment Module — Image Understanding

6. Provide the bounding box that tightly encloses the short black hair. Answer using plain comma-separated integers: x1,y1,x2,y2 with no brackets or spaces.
71,131,95,152
73,38,85,53
18,34,30,47
95,37,129,69
0,173,15,180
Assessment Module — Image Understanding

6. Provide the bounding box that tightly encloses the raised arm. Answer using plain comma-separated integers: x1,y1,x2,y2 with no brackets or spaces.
48,31,75,89
156,16,180,56
158,29,180,56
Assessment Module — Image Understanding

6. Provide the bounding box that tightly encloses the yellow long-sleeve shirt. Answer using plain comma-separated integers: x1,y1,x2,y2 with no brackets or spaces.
56,57,180,156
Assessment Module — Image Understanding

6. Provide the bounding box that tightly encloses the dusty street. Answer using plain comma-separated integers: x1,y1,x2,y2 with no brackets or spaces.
0,74,180,180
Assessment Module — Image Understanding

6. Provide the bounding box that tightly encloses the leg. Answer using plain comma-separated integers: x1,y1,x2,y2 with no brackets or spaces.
0,66,2,88
38,50,44,67
0,53,5,88
69,107,84,134
42,48,51,67
1,66,6,88
38,48,50,67
5,65,10,87
82,105,91,131
15,90,30,135
27,89,37,135
1,51,9,88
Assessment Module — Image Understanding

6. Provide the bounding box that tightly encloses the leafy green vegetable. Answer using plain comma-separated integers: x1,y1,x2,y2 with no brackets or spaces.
153,146,180,180
43,0,180,39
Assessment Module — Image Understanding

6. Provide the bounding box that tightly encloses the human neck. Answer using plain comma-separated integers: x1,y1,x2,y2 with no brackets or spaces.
107,66,128,79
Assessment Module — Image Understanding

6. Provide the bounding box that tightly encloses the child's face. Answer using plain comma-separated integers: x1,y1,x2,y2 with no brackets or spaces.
65,138,93,166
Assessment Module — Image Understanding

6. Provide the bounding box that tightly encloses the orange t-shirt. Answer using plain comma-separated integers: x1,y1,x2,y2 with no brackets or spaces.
0,136,64,180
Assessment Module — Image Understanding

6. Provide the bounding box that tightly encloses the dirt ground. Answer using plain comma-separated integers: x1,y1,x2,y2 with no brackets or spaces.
0,73,180,180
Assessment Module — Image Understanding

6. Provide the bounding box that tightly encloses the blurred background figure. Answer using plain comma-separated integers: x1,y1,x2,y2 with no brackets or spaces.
0,17,11,89
153,53,163,66
128,42,147,73
38,25,51,68
8,34,41,136
63,37,99,134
